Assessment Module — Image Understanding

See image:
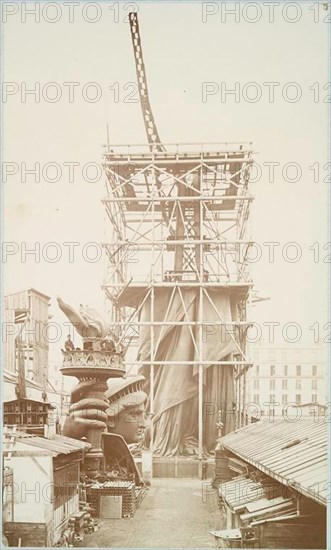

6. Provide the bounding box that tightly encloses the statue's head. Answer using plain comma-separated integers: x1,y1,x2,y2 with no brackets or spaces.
105,376,147,444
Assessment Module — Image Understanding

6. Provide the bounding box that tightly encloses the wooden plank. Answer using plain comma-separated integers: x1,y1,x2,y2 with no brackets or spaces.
245,497,292,513
241,501,294,521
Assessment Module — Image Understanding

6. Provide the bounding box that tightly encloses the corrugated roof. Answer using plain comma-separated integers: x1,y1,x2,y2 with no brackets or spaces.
221,418,328,506
3,429,91,456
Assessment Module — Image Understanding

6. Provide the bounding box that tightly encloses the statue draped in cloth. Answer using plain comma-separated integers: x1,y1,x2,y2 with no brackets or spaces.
137,287,237,456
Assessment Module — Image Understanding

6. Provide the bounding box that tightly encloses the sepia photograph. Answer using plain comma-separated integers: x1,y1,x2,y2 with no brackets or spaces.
1,1,329,548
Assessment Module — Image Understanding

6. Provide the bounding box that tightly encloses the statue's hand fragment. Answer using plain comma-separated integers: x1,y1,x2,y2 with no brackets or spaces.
63,379,109,439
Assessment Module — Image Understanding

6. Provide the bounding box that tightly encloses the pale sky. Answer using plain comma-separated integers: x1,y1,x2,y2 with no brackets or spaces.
2,1,329,361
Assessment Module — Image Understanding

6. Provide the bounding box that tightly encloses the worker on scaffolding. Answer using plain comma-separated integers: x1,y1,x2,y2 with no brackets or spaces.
64,334,75,352
100,338,116,353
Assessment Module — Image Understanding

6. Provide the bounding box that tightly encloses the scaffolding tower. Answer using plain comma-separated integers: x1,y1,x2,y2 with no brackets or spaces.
101,141,254,458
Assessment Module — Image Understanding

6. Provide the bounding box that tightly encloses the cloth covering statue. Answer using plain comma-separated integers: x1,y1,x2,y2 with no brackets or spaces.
136,287,238,456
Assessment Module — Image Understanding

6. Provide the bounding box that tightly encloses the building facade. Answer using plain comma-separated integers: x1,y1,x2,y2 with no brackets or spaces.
3,288,70,419
4,288,51,385
247,342,327,418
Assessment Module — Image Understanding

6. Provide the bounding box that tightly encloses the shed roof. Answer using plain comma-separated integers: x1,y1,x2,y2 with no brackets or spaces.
3,428,91,457
4,288,51,301
221,418,328,506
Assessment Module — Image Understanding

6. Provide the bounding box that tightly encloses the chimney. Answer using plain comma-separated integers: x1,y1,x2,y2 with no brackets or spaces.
44,407,56,439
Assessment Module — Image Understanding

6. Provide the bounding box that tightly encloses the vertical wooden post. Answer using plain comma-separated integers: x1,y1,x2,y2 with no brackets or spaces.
238,365,242,428
150,362,154,453
198,176,204,471
198,363,203,462
150,287,155,456
150,167,155,460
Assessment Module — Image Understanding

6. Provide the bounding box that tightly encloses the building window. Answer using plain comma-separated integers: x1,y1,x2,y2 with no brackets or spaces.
270,379,276,390
270,394,275,403
295,394,301,404
256,364,259,376
312,379,318,390
282,379,288,390
270,365,275,376
296,379,301,390
311,394,318,403
296,365,301,376
253,379,259,390
312,365,317,377
283,365,288,377
282,394,287,405
253,394,259,404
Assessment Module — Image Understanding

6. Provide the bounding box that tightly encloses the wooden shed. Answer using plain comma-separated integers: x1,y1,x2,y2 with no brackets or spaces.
3,429,91,547
212,418,327,549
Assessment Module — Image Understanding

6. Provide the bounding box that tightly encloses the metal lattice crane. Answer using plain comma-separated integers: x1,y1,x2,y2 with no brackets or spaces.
129,12,165,153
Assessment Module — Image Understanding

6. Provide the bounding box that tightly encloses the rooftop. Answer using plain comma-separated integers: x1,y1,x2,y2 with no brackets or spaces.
221,417,328,506
5,287,51,301
3,428,91,457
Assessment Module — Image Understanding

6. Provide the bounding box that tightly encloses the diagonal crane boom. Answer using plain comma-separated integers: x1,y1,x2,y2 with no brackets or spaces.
129,12,165,153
